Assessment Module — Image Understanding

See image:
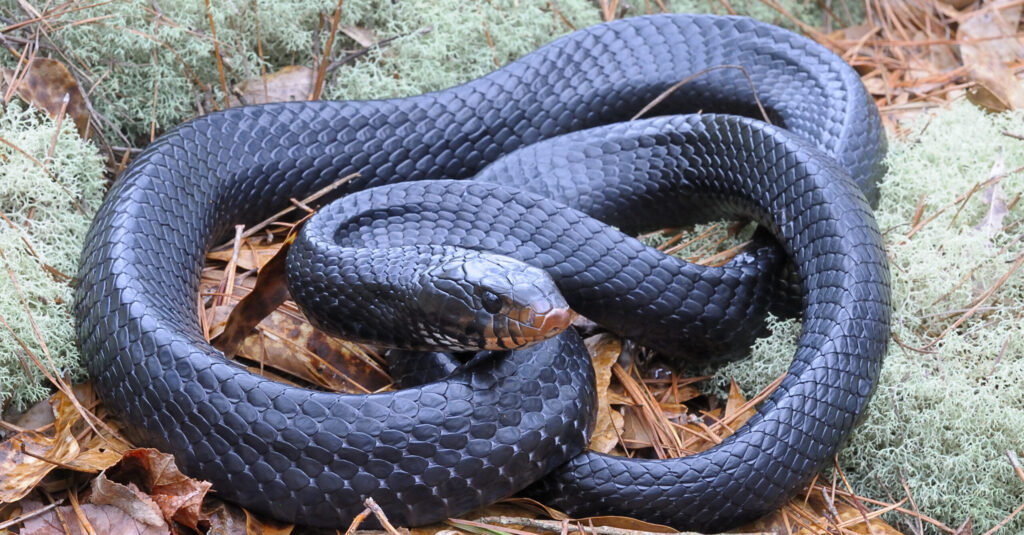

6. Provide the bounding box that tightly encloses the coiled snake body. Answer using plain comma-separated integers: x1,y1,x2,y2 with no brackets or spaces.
75,14,890,532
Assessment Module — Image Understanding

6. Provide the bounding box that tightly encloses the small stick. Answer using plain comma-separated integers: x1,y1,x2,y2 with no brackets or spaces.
0,500,65,530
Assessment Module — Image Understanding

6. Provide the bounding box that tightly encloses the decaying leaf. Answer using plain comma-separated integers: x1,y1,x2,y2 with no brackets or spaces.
211,241,292,357
206,244,279,272
243,509,294,534
19,502,170,535
0,391,88,503
228,66,313,107
103,449,212,530
0,430,78,503
721,379,757,433
207,237,391,393
202,498,249,535
340,26,380,48
1,58,90,137
959,5,1024,111
89,474,168,528
229,306,391,393
584,334,626,453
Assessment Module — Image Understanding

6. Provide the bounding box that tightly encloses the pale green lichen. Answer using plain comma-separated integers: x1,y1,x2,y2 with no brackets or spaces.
0,102,105,411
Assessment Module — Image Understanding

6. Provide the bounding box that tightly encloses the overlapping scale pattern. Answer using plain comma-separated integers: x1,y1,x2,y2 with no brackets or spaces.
75,14,887,531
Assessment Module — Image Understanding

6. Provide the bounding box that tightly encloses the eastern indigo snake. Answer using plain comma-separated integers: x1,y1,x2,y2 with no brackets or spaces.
75,14,891,532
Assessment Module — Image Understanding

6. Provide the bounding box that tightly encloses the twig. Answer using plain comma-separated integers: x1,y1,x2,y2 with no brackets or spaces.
203,0,229,109
0,500,64,530
312,0,344,100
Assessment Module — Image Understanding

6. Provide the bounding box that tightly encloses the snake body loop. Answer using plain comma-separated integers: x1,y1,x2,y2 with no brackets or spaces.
75,14,889,531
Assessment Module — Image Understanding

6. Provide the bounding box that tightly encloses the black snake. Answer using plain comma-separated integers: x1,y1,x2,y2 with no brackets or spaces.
75,14,890,532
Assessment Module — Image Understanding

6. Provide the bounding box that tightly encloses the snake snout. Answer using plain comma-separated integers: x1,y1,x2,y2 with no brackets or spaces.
424,252,573,351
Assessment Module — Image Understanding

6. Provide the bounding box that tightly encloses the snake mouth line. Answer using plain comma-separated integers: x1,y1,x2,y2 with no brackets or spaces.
485,306,577,349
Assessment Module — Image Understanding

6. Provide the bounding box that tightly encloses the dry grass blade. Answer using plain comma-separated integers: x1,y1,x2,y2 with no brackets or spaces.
213,172,358,250
0,499,63,530
630,64,770,124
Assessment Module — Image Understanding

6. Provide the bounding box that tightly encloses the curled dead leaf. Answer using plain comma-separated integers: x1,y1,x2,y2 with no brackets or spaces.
89,474,167,528
959,5,1024,111
104,449,212,530
340,26,380,48
584,334,626,453
1,58,90,137
19,501,169,535
0,430,78,503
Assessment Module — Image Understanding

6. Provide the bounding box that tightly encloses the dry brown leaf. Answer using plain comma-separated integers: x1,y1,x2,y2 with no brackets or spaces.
580,515,678,533
721,379,756,433
959,5,1024,111
104,449,212,530
230,307,390,393
618,406,657,450
0,430,78,503
243,509,294,534
1,58,90,137
211,241,292,357
0,391,88,503
206,245,279,272
89,474,168,528
228,66,313,107
340,26,380,48
20,502,169,535
201,498,249,535
584,334,626,453
207,239,390,393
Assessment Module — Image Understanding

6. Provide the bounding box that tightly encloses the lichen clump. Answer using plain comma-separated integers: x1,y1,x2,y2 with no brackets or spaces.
0,102,105,409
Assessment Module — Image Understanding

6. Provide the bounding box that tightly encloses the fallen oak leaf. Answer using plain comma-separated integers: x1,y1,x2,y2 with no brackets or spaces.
227,66,314,107
584,334,626,454
200,498,248,535
89,475,167,528
0,391,88,503
243,509,293,534
20,502,169,535
104,449,212,531
0,430,78,503
720,379,757,435
0,58,90,137
211,237,293,357
959,5,1024,111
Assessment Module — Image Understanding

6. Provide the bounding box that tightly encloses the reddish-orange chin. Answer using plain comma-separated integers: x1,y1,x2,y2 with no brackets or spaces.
480,306,577,349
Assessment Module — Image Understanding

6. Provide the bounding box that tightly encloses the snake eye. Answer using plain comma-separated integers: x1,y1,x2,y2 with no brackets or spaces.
481,290,503,314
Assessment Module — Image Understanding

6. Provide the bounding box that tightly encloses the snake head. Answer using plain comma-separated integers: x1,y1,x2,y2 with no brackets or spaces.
417,253,575,350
